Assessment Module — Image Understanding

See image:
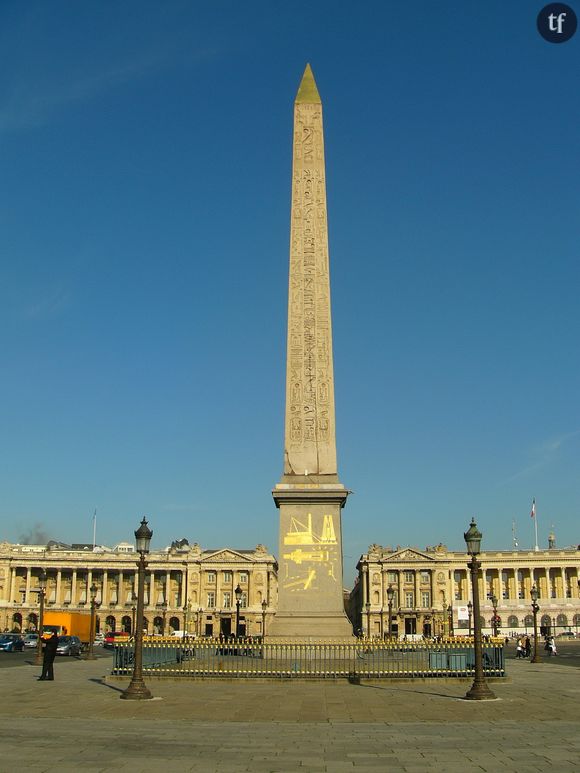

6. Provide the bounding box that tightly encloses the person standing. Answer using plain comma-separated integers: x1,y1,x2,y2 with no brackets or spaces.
524,636,531,658
38,633,58,681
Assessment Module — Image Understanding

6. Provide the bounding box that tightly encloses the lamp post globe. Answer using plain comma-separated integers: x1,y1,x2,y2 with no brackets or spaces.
120,517,153,700
463,518,496,701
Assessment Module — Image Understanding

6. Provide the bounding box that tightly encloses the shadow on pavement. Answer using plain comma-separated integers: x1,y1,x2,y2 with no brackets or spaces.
89,677,125,693
352,681,471,701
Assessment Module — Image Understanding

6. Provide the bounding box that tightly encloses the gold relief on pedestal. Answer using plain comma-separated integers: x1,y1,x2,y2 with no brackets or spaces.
281,513,338,591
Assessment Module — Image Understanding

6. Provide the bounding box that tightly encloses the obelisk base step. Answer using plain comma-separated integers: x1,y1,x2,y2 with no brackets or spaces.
267,611,354,641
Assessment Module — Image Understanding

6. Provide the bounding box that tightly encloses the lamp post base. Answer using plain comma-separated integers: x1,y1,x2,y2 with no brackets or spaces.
464,679,496,701
120,677,153,701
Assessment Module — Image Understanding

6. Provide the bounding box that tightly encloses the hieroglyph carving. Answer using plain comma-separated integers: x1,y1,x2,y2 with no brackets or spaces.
284,100,337,476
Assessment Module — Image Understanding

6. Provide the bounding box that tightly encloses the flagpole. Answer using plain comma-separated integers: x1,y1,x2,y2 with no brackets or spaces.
531,498,539,552
92,509,97,549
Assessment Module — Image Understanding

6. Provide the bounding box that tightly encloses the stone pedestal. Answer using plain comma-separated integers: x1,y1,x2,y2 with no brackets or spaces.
268,479,353,640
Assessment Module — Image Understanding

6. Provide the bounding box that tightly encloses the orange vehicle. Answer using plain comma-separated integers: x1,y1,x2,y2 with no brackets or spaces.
42,611,92,647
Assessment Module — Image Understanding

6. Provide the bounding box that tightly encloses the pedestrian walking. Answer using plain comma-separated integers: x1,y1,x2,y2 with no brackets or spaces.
38,632,58,681
516,637,524,658
524,636,531,658
550,636,558,656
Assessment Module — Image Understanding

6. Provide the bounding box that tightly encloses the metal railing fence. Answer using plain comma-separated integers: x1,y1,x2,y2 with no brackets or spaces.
111,638,505,679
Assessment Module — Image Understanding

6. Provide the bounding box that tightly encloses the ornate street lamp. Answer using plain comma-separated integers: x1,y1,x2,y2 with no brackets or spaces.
467,600,473,637
261,599,267,641
365,601,371,639
530,584,541,663
447,604,454,637
386,585,395,641
491,593,499,637
120,517,153,701
463,518,496,701
234,584,243,638
85,583,99,660
34,570,47,666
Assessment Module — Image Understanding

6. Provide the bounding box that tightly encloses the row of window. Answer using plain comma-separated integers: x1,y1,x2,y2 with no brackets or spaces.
206,571,248,584
370,591,432,607
206,591,247,609
384,571,431,584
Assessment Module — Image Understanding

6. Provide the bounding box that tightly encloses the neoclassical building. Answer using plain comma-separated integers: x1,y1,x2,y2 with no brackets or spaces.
0,539,277,637
351,540,580,639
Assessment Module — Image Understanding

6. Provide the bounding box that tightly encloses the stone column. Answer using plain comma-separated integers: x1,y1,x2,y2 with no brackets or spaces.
398,570,404,608
71,569,77,605
430,569,437,608
56,570,62,605
25,568,31,605
102,570,108,606
146,571,153,607
481,568,487,600
414,571,421,609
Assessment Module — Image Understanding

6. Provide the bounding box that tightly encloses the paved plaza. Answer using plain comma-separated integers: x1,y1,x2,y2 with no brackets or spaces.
0,650,579,773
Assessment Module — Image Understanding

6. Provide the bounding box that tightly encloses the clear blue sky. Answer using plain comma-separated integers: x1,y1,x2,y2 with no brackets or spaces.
1,2,578,582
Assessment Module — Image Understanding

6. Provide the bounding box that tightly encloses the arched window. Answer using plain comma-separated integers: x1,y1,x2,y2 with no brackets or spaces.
540,614,551,627
169,616,180,632
27,612,38,631
121,616,132,633
12,612,22,631
556,614,567,626
507,615,519,628
105,615,116,632
373,591,380,604
574,613,580,626
524,615,533,627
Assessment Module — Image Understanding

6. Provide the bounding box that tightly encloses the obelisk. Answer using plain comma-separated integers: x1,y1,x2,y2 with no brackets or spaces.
270,65,352,639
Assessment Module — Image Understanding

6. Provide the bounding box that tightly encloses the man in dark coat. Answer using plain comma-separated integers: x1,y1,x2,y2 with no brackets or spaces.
38,633,58,681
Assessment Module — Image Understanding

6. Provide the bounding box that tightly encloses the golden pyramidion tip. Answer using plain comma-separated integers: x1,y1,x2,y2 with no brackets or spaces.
295,63,321,104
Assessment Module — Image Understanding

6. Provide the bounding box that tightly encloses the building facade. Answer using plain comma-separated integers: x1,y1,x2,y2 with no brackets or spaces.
351,542,580,639
0,539,277,638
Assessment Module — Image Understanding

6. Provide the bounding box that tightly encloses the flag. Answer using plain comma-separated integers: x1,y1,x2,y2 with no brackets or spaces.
530,498,536,518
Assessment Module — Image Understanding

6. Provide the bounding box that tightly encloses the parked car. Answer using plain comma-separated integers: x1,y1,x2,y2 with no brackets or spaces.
23,633,39,649
56,635,82,656
0,634,25,652
94,632,105,646
556,631,576,639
